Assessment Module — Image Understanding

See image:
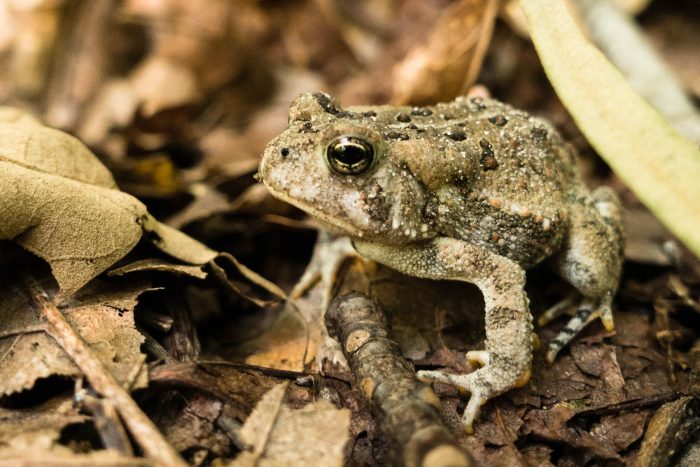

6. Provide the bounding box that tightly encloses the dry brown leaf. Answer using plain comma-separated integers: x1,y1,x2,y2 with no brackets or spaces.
391,0,498,105
239,303,311,372
165,184,231,230
209,253,287,306
0,396,85,445
591,412,648,451
108,258,208,280
232,383,351,467
522,404,620,459
0,109,216,296
0,278,149,396
0,444,152,466
0,394,150,466
154,393,229,455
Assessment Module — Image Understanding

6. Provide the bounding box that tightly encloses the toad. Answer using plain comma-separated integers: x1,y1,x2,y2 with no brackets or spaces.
258,92,623,432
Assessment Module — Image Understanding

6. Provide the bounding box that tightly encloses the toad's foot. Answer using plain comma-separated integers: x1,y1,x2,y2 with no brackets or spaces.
417,351,531,434
291,231,357,311
540,292,615,364
315,334,348,373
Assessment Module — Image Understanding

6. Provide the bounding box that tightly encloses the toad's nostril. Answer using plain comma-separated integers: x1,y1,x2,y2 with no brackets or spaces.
280,148,290,157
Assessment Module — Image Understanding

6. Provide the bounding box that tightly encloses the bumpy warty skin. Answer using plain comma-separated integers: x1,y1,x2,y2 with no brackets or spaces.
258,91,623,432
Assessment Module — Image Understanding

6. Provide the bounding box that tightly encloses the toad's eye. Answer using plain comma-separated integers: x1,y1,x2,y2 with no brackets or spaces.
326,136,374,175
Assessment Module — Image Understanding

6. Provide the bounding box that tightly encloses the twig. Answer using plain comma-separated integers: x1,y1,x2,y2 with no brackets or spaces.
195,359,352,385
79,392,134,456
138,326,176,364
0,324,49,339
326,293,474,467
148,360,350,404
216,414,251,452
575,391,682,417
27,281,186,467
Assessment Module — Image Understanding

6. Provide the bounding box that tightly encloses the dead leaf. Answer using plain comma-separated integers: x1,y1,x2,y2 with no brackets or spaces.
154,393,230,456
0,394,150,465
208,253,287,307
0,109,216,296
0,277,149,396
522,403,620,459
108,258,207,280
0,2,62,100
0,396,85,445
237,303,311,372
165,184,231,229
43,1,114,130
391,0,499,105
636,396,700,467
129,57,200,118
232,383,351,467
591,412,648,451
0,444,152,466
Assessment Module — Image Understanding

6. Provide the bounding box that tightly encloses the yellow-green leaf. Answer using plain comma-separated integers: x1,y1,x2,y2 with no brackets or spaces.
520,0,700,256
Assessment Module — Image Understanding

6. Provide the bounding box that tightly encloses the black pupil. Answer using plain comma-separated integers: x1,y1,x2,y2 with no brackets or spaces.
327,137,373,175
334,143,365,164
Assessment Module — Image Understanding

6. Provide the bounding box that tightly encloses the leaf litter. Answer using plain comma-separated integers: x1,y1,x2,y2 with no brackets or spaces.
0,0,698,465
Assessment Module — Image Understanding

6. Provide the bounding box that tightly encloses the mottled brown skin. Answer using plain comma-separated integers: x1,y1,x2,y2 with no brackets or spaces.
259,92,623,432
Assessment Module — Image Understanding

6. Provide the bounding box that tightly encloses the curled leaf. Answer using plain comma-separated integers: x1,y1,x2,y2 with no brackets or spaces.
391,0,498,105
0,108,216,296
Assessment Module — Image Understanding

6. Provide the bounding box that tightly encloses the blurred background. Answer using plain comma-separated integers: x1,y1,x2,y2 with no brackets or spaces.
2,2,697,266
1,1,699,465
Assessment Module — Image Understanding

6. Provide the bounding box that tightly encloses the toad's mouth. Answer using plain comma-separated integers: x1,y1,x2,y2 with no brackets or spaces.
261,181,371,240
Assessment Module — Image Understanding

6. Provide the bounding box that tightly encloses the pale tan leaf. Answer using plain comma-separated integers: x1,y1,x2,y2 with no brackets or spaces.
129,57,200,117
0,108,117,188
142,216,217,265
574,0,700,142
520,0,700,257
0,111,217,296
233,383,351,467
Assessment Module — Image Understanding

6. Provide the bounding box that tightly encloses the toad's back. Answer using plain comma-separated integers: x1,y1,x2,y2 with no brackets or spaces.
347,96,585,268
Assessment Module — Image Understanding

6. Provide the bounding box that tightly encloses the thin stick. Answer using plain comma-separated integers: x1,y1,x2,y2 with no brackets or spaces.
28,282,186,467
326,292,474,467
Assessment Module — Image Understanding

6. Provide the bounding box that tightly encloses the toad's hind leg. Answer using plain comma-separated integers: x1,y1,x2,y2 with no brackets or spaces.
546,187,623,363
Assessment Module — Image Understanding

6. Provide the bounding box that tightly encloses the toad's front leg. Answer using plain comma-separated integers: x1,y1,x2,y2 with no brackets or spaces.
355,238,533,433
